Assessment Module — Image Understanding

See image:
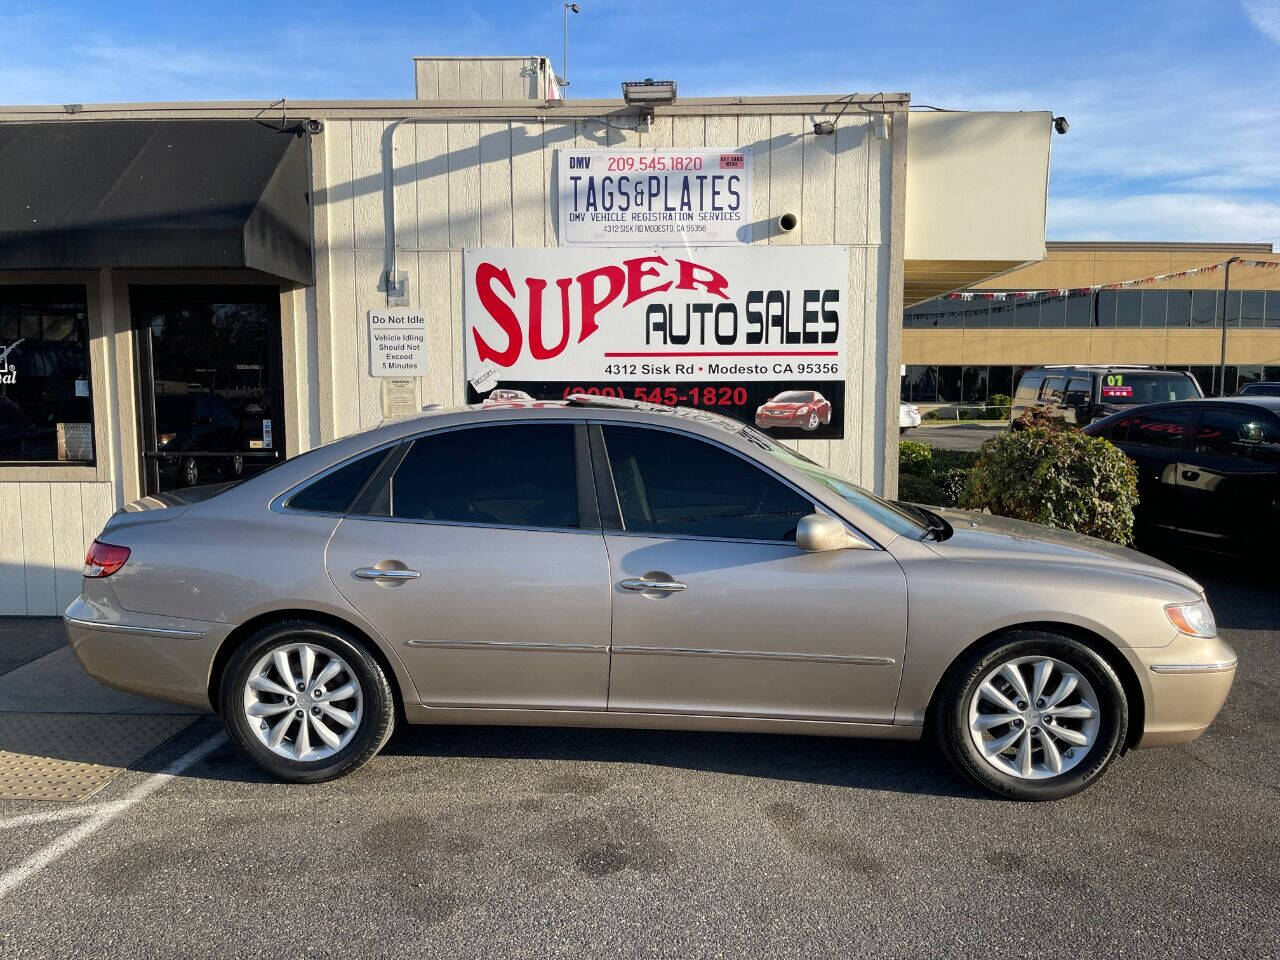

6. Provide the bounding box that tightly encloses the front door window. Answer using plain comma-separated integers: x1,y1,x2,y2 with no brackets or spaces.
132,286,284,494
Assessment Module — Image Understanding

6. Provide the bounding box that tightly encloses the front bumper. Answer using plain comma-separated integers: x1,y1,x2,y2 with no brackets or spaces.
1135,633,1237,748
64,593,226,711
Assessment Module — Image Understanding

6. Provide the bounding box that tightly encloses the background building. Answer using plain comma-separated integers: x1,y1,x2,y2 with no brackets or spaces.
0,58,1053,614
903,241,1280,406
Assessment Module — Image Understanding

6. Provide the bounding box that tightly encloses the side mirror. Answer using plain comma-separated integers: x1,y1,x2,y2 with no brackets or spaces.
796,513,870,552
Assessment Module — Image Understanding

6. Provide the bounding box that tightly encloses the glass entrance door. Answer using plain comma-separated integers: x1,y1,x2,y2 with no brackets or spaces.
132,285,285,494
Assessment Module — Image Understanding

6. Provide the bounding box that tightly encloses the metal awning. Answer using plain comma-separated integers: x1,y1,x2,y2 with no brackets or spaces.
0,120,313,284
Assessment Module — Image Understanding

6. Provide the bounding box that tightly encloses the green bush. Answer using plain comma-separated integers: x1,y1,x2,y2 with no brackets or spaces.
960,427,1139,545
898,472,945,505
899,439,934,475
989,394,1012,420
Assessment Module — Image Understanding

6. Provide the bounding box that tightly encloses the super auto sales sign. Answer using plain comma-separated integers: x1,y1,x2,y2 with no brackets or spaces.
463,247,851,439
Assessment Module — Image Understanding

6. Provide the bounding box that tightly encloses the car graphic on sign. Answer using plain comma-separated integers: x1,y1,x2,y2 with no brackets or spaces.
754,390,832,431
484,389,534,403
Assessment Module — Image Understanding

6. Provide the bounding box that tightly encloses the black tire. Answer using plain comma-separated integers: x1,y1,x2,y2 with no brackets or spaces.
934,630,1128,801
219,620,395,783
181,456,199,487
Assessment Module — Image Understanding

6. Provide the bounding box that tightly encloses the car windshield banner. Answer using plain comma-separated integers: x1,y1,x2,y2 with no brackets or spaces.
556,148,752,245
463,246,850,439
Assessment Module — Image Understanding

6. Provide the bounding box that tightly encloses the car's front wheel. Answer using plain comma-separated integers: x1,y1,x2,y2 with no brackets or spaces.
220,620,395,782
935,630,1128,800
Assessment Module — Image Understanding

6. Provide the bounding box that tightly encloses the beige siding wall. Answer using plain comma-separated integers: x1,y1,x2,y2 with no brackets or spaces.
312,110,897,486
0,481,114,615
414,58,549,101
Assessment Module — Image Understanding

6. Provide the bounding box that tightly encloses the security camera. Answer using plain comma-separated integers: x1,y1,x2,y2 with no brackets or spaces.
812,120,835,136
1053,116,1069,135
304,118,324,135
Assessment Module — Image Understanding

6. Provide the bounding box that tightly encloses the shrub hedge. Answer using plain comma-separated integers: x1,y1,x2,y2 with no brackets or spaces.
959,427,1139,545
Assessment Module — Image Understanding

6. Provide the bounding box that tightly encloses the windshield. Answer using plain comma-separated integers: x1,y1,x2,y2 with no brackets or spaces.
755,436,930,538
1101,372,1200,405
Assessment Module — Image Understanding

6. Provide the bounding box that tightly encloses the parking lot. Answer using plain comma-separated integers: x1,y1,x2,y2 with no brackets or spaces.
0,545,1276,959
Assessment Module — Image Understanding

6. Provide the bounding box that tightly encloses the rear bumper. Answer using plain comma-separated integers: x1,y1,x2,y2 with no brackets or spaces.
1136,634,1237,748
63,594,226,711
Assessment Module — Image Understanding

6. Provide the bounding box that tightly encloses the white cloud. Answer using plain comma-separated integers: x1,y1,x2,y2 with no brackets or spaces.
1049,192,1280,243
1243,0,1280,43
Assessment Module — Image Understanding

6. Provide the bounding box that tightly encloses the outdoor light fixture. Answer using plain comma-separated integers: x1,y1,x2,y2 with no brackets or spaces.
1053,115,1069,134
622,79,678,105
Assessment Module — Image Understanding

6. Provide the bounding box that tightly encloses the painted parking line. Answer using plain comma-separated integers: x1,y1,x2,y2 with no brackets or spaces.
0,731,225,902
0,804,112,832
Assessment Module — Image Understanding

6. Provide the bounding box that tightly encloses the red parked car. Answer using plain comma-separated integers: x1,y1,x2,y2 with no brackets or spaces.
754,390,832,431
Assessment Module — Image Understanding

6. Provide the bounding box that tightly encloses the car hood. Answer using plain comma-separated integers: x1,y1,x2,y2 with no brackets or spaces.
762,403,803,411
923,508,1202,595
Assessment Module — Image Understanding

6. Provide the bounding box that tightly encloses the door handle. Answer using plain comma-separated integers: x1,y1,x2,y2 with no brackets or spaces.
1181,470,1200,481
353,567,421,581
619,578,686,593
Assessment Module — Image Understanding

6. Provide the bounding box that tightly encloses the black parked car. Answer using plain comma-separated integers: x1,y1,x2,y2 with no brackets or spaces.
1083,397,1280,545
1011,366,1202,428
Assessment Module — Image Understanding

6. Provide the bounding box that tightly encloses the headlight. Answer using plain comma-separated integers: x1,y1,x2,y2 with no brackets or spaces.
1165,600,1217,638
797,406,810,414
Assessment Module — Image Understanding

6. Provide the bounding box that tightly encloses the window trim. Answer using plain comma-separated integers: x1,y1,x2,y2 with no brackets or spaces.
340,419,596,534
589,420,874,548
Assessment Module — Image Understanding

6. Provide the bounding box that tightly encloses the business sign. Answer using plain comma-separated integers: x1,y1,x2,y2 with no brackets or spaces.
557,148,752,246
367,309,427,378
463,246,849,439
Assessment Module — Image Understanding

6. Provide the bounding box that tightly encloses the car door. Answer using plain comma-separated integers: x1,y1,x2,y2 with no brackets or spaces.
1178,405,1280,539
594,423,908,723
324,420,612,710
1108,405,1194,530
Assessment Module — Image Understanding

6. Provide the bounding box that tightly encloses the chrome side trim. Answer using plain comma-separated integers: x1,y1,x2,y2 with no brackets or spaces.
612,645,896,666
63,617,206,640
1150,659,1238,675
404,639,608,653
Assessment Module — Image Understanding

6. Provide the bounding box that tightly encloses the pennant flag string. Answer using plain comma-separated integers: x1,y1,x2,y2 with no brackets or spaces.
942,258,1280,302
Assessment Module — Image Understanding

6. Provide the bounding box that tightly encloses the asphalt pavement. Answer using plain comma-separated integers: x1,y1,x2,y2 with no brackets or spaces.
0,545,1276,958
907,422,1005,451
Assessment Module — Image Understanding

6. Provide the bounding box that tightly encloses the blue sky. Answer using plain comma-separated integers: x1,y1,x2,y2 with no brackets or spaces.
2,0,1278,245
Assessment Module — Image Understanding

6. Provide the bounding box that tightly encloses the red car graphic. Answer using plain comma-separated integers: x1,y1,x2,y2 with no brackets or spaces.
754,390,832,431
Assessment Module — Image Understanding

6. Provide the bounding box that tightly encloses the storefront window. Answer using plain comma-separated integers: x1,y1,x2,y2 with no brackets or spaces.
0,286,93,464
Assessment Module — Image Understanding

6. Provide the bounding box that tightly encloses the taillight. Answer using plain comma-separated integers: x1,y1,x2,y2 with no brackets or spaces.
84,540,130,578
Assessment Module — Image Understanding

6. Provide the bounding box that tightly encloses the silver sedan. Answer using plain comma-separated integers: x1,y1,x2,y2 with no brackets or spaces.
65,396,1236,800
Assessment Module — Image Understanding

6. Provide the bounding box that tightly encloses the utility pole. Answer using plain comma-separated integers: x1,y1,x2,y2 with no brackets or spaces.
559,3,580,90
1217,256,1240,396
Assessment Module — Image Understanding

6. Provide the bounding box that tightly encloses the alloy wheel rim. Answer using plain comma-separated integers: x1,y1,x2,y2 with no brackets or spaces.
242,642,364,762
966,655,1100,781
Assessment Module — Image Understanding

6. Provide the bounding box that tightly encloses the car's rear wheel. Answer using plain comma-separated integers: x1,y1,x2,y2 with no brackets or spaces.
220,620,394,783
935,630,1128,800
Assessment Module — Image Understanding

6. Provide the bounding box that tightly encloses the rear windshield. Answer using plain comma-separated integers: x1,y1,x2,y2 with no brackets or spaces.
1100,372,1200,405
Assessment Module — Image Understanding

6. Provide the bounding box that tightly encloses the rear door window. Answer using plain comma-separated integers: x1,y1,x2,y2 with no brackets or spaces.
388,423,580,529
600,425,813,541
1114,408,1193,449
